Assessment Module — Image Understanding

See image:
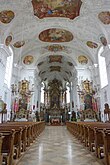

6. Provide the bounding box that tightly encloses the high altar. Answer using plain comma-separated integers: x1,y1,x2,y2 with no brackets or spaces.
44,79,66,125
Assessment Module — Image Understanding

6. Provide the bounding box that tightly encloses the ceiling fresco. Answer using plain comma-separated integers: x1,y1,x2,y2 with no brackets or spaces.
49,55,62,63
32,0,82,19
39,28,73,42
50,66,61,72
100,36,107,46
13,41,25,48
41,44,71,54
98,11,110,25
5,35,12,46
86,41,98,48
78,55,88,64
23,55,34,65
1,0,110,83
0,10,15,24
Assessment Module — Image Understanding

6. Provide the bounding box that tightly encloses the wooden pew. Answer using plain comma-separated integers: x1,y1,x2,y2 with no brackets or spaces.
66,121,110,165
103,130,110,165
0,133,4,164
0,126,23,159
0,130,15,165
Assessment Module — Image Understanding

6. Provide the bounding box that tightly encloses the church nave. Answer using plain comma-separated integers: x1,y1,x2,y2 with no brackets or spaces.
17,126,102,165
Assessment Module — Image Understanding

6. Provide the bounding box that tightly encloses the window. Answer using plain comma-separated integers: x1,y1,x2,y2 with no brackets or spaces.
41,82,44,103
66,82,70,103
98,46,108,88
4,46,13,88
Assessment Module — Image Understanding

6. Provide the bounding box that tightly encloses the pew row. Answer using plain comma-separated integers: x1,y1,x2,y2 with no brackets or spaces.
0,121,45,165
66,121,110,165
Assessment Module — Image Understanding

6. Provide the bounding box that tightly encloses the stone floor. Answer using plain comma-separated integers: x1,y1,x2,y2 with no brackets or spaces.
17,126,104,165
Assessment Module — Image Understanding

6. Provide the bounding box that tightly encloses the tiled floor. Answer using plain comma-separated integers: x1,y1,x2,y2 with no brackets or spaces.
17,126,103,165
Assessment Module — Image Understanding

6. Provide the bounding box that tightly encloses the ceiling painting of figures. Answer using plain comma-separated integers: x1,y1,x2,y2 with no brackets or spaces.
49,55,62,63
41,44,71,54
78,55,88,64
0,10,15,24
50,66,61,72
39,28,73,42
86,41,98,48
5,35,12,46
98,11,110,24
32,0,82,19
13,41,25,48
100,36,107,46
23,55,34,65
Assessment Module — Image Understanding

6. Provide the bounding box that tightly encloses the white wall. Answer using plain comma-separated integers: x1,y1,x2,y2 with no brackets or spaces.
77,68,92,85
0,46,13,122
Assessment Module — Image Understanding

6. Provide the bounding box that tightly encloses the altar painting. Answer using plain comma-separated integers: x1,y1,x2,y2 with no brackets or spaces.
50,66,61,72
39,28,73,42
84,94,92,110
49,55,62,63
0,10,15,24
32,0,82,19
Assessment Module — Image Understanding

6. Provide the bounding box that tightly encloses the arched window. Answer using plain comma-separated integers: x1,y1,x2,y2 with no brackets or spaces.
4,46,13,88
98,46,108,88
41,82,44,103
66,82,70,103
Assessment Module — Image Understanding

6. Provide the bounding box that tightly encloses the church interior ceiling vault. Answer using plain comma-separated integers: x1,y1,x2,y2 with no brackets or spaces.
0,0,110,84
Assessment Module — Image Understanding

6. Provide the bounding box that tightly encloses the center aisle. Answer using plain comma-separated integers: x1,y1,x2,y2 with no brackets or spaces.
17,126,102,165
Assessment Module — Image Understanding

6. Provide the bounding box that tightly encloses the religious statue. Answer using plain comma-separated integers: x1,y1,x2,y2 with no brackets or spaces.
104,103,110,122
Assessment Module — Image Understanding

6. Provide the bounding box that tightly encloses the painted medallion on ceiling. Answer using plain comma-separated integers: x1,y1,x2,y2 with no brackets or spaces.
13,41,25,48
41,44,71,54
50,66,61,72
32,0,82,19
23,55,34,65
5,35,12,46
39,28,73,42
98,11,110,25
86,41,98,48
49,55,62,63
78,55,88,64
100,36,107,46
0,10,15,24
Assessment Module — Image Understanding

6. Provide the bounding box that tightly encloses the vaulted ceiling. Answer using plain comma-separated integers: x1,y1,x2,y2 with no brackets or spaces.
0,0,110,84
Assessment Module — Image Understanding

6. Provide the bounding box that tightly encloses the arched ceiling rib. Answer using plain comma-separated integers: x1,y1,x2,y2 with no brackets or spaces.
0,0,110,83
